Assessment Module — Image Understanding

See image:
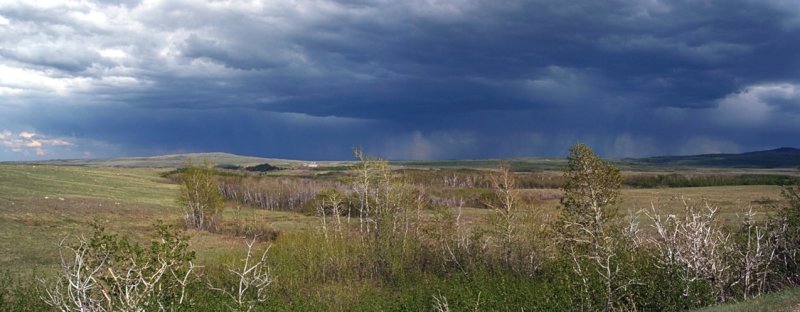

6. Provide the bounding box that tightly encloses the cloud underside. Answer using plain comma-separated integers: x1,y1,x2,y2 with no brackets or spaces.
0,0,799,160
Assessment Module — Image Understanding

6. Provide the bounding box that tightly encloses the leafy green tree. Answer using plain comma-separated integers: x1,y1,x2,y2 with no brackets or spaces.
178,160,224,231
559,143,631,311
561,143,623,236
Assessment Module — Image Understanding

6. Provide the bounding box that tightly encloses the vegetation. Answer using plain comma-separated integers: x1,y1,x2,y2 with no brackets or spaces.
1,145,799,311
217,176,335,212
696,287,800,312
40,222,196,311
215,163,242,170
178,160,224,231
558,143,631,311
625,174,800,188
244,163,281,173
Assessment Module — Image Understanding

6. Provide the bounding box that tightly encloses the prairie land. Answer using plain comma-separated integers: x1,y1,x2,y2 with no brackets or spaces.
0,163,788,272
0,152,798,311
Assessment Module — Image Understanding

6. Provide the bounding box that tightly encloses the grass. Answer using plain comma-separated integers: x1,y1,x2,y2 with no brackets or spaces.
0,164,315,274
695,287,800,312
0,164,176,206
487,186,785,226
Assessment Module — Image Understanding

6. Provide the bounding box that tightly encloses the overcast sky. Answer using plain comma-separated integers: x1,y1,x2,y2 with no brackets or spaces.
1,0,799,161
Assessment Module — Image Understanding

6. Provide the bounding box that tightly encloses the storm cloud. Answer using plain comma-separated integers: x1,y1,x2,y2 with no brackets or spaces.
1,0,799,160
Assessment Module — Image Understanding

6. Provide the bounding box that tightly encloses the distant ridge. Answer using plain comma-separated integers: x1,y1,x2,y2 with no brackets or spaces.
628,147,800,168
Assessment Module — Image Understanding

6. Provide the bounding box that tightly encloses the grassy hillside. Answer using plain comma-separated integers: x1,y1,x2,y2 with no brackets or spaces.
0,164,177,272
695,287,800,312
0,164,176,206
0,164,316,274
20,152,309,168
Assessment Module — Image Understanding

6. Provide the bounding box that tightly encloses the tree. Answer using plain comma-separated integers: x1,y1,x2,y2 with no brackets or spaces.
178,160,224,231
312,188,347,240
559,143,631,311
484,161,521,268
561,143,622,233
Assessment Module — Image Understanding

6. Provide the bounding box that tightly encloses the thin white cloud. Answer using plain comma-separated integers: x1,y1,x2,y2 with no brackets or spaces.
0,129,74,158
18,131,35,138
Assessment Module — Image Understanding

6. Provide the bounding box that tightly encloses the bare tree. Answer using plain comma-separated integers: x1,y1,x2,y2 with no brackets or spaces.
647,200,736,302
315,189,346,240
349,148,415,243
738,207,777,299
42,238,109,312
209,238,273,312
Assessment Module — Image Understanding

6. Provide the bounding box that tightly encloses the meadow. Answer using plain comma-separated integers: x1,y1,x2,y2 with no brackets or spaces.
0,149,799,311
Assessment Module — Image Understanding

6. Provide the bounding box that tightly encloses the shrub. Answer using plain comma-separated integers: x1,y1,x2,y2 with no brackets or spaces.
245,163,281,172
41,222,196,311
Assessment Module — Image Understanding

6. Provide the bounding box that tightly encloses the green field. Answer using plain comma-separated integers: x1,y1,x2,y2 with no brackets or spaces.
0,164,317,274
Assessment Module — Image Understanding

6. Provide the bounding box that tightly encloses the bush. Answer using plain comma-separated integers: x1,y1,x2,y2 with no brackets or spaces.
245,163,281,172
41,222,196,311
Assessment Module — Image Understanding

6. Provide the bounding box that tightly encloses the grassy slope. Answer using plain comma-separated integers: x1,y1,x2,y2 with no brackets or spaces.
0,164,176,205
23,152,349,169
695,287,800,312
0,164,316,274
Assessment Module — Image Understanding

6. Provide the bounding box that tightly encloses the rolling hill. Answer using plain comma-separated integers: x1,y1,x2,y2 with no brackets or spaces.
626,147,800,169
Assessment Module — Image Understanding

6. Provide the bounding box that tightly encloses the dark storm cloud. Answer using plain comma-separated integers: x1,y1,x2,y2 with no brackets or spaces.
0,0,798,160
